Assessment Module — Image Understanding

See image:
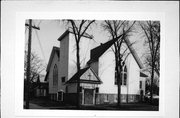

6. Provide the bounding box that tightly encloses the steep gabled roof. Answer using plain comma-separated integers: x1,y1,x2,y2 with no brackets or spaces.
88,37,144,69
46,46,60,72
66,67,102,84
88,39,115,63
87,37,121,64
124,38,144,69
140,72,148,77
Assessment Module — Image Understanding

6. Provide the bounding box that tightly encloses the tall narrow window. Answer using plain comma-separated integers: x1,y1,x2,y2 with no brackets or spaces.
53,64,58,86
115,70,117,85
114,65,128,86
123,66,127,85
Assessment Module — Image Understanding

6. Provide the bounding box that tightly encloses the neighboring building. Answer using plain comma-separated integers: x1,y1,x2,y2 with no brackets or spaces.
24,74,48,99
45,30,148,105
33,74,49,98
35,82,48,97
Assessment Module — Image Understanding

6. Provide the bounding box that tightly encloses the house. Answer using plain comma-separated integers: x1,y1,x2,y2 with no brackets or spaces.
24,74,48,99
45,30,148,105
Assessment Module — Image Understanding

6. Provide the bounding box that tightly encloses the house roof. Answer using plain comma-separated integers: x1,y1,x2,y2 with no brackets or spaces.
38,82,48,89
46,46,60,72
66,67,102,84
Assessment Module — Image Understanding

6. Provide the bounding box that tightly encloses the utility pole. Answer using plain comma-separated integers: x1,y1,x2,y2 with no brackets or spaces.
25,19,40,109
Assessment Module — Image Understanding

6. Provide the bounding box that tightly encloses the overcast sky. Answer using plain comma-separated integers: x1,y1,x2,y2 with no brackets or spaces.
25,20,147,76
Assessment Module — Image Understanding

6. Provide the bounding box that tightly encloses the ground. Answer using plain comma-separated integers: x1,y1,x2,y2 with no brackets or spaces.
25,97,158,111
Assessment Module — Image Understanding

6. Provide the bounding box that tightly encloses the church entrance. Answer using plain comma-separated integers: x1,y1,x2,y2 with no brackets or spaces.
84,89,94,105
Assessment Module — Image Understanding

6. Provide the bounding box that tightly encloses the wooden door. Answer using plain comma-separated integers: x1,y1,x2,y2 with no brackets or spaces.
84,89,94,105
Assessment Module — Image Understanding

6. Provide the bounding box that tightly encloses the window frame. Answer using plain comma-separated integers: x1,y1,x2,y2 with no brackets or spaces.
53,64,58,86
61,76,65,83
114,65,127,86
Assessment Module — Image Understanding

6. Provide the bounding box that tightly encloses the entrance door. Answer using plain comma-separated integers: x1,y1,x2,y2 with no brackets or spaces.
84,89,94,105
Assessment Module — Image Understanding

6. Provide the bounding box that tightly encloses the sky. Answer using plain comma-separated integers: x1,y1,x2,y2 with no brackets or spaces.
25,20,147,77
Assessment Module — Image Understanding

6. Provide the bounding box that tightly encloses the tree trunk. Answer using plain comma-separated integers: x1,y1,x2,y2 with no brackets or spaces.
76,42,81,109
150,61,155,104
117,56,122,107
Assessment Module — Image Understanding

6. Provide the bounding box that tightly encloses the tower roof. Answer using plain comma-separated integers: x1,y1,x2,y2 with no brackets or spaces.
57,30,69,41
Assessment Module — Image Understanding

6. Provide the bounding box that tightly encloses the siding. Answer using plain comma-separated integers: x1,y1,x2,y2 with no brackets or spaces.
48,53,59,94
58,34,69,92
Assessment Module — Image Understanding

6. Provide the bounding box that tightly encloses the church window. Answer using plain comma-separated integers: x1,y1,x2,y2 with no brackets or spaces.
115,65,127,86
53,64,58,86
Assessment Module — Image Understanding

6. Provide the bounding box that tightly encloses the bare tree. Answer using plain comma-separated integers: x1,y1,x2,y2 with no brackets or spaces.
65,20,95,108
24,51,46,100
102,20,136,107
139,21,160,104
24,51,46,82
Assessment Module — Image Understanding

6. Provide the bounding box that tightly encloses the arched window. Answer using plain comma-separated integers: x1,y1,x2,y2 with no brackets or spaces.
53,64,58,86
114,65,128,86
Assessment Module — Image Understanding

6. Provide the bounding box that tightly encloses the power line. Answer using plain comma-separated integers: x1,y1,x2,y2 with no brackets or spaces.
34,29,47,65
37,20,42,27
25,19,40,109
31,21,46,64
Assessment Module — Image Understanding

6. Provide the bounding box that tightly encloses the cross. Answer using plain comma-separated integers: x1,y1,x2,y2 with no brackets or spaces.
88,73,92,80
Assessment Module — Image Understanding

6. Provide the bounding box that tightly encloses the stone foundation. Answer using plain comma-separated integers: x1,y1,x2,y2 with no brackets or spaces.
49,93,140,105
95,93,140,105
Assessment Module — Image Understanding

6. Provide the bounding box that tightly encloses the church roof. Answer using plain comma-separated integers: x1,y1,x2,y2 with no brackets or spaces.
87,37,120,64
88,39,115,63
124,38,144,69
140,72,148,77
46,46,60,72
87,37,144,69
66,67,102,84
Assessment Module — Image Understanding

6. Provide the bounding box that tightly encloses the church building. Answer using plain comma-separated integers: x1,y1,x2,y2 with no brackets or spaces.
45,30,148,105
